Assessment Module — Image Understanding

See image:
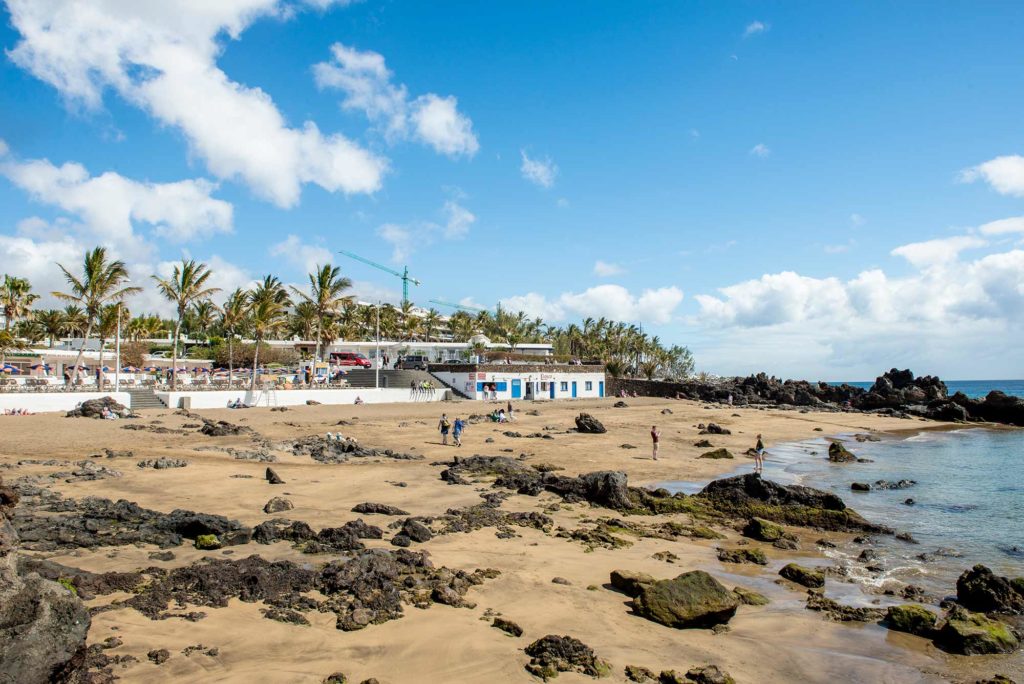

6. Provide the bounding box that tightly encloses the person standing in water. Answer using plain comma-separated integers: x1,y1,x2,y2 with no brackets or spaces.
754,434,765,472
438,413,452,445
651,425,661,461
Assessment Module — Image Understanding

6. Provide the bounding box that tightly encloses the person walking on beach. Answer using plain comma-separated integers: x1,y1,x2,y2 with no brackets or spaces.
506,400,514,422
438,413,452,445
651,425,661,461
453,416,466,447
754,434,765,473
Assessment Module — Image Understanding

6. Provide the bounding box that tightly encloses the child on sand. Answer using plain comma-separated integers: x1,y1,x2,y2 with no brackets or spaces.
438,413,451,445
651,425,660,460
754,434,765,472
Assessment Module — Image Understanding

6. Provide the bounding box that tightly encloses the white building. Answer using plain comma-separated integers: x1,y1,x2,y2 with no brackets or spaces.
430,363,606,401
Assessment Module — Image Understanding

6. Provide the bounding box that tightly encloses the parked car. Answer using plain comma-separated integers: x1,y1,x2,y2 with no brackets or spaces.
397,354,429,370
330,351,372,368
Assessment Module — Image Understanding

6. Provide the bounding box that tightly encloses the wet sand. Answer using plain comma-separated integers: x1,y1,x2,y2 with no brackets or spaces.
2,397,1019,683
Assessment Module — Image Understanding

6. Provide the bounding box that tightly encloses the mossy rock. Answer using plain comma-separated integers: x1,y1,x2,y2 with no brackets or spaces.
779,563,824,588
684,665,736,684
885,604,937,637
716,547,767,565
57,577,77,595
194,534,222,550
610,569,657,597
688,525,725,540
732,586,770,606
625,665,657,682
742,517,785,542
632,571,739,629
699,449,734,460
827,442,857,463
935,607,1020,655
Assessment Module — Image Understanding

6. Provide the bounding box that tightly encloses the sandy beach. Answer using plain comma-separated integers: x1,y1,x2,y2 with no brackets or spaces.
2,397,1020,683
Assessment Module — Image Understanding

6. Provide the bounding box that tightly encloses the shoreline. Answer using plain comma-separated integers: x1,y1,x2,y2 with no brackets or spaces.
2,397,1020,683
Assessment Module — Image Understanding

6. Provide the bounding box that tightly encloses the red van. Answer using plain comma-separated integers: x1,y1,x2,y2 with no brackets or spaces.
329,351,372,368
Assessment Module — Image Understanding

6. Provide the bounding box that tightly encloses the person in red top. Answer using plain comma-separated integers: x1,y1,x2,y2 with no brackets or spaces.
651,425,661,461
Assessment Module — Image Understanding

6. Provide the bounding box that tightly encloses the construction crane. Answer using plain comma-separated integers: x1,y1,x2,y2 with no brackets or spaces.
429,299,489,314
338,250,420,306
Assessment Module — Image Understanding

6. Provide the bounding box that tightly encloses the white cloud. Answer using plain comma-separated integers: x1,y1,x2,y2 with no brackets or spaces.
692,232,1024,377
743,21,769,38
6,0,387,207
269,234,333,275
960,155,1024,197
978,216,1024,236
0,147,232,256
749,143,770,158
556,197,570,208
501,285,684,325
593,260,624,277
689,129,700,140
376,199,476,261
314,43,478,157
520,150,557,188
890,235,987,269
410,94,479,157
442,200,475,239
377,223,413,263
849,213,865,227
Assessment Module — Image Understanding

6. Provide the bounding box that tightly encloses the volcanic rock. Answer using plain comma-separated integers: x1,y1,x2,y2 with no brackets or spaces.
631,571,739,629
575,413,607,434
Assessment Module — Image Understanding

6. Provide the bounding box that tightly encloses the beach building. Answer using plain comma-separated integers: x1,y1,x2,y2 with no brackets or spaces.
430,362,606,401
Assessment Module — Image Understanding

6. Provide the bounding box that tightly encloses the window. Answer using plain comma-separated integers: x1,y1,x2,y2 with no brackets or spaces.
585,381,593,391
560,382,568,391
540,382,548,390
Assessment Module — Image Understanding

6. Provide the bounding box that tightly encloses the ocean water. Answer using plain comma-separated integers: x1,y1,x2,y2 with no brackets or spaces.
760,429,1024,597
667,427,1024,600
837,379,1024,399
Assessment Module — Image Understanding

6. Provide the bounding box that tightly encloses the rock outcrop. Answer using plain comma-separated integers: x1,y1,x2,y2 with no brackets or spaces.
574,413,607,434
65,396,135,419
0,476,91,683
956,565,1024,615
630,571,739,629
523,635,611,680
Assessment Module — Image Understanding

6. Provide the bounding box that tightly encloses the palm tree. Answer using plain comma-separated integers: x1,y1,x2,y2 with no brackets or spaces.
152,260,219,390
219,288,249,386
0,329,26,367
290,264,353,365
35,309,65,348
14,319,45,346
247,276,291,391
60,306,88,338
1,275,39,330
290,301,318,341
190,300,219,341
422,308,441,342
53,247,141,380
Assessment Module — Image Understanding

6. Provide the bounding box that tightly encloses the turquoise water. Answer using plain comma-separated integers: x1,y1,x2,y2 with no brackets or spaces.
667,428,1024,597
761,429,1024,596
837,379,1024,399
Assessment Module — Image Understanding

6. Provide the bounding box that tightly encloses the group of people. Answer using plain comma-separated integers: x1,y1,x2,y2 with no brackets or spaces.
437,413,467,447
2,408,33,416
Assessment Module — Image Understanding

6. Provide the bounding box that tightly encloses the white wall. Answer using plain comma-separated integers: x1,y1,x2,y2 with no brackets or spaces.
432,370,606,400
0,392,132,414
156,387,449,410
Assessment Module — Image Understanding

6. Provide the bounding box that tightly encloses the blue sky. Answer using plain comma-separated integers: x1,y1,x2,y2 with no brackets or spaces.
1,1,1023,380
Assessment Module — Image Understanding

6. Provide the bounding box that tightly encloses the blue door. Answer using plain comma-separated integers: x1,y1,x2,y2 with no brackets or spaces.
571,381,577,398
511,379,522,399
549,382,555,399
599,381,604,398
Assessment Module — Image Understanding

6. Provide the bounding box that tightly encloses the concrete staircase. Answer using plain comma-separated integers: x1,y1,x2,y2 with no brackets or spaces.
341,369,440,389
127,388,166,410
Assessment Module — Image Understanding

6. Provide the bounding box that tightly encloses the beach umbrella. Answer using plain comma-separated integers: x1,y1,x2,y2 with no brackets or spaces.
29,363,51,370
1,365,20,374
143,366,159,372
